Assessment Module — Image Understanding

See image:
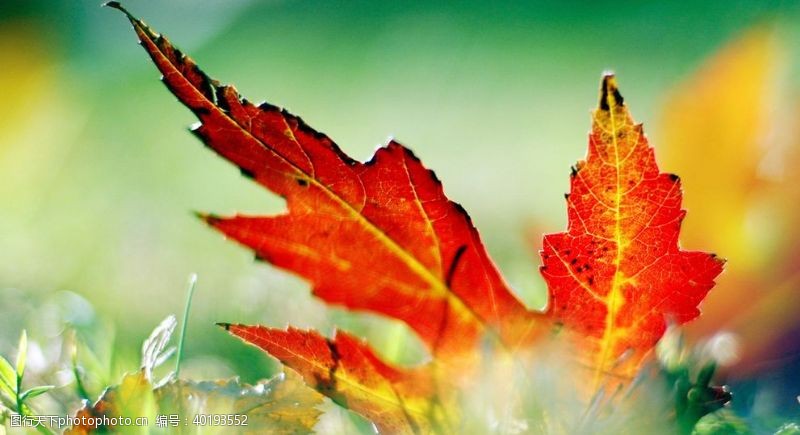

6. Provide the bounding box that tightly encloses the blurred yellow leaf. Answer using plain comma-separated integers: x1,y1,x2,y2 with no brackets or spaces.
158,370,324,434
656,26,800,374
0,23,51,144
67,370,323,434
0,20,89,288
658,27,781,269
67,371,156,435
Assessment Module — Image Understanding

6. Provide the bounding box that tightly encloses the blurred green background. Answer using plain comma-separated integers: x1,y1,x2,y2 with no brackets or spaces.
2,0,800,425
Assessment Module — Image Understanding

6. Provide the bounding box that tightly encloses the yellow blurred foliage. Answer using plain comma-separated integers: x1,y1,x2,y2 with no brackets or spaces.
657,27,800,374
0,21,90,287
0,21,86,211
659,27,781,268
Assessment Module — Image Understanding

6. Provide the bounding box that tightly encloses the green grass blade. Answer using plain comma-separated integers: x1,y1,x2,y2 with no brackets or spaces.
0,357,15,397
19,385,55,402
175,273,197,379
15,330,27,381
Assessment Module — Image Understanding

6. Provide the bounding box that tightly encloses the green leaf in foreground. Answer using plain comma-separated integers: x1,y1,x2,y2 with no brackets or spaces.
19,386,56,402
692,409,751,435
0,356,15,399
15,330,27,381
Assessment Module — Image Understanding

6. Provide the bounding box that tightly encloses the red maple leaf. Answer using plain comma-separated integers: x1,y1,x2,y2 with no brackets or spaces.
111,3,724,431
540,76,724,385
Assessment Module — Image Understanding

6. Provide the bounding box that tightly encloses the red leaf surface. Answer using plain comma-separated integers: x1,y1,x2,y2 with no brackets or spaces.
540,76,724,382
220,324,451,433
107,3,536,361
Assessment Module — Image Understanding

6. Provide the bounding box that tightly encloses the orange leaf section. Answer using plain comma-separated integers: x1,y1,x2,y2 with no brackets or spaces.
109,3,536,360
540,75,724,383
221,324,451,434
66,372,152,434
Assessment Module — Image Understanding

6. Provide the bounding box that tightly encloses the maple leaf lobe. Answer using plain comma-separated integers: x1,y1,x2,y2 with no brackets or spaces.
222,324,442,433
540,74,724,380
112,2,539,360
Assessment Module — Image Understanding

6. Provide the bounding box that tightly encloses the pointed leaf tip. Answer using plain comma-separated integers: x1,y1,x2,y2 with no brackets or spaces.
192,211,221,225
103,1,133,19
599,74,624,111
216,322,232,330
16,330,27,379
